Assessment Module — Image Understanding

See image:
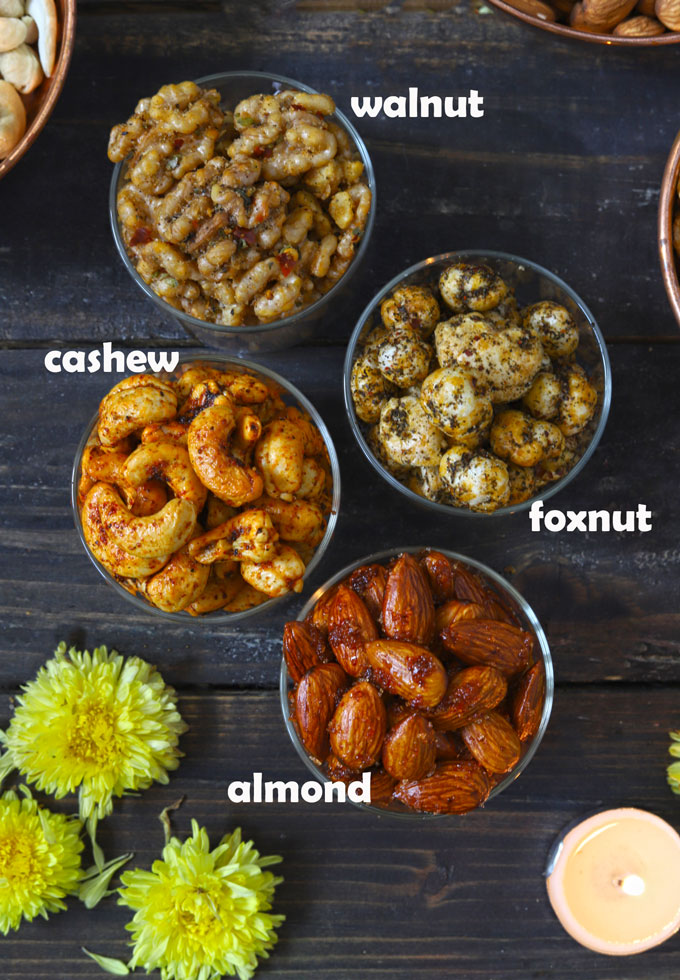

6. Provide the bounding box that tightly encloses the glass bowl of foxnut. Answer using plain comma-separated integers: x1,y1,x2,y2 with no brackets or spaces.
344,250,611,517
280,547,554,818
108,71,376,354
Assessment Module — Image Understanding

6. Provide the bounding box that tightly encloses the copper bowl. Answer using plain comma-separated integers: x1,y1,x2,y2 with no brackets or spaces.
659,129,680,328
488,0,680,45
0,0,76,180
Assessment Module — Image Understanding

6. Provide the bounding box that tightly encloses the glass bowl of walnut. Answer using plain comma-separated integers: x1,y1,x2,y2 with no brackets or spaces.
280,547,554,818
344,251,611,516
108,71,376,354
71,354,340,622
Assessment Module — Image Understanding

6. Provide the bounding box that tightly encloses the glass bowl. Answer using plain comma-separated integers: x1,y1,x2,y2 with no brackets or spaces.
72,353,341,623
659,128,680,330
343,249,612,518
109,70,376,355
280,546,554,820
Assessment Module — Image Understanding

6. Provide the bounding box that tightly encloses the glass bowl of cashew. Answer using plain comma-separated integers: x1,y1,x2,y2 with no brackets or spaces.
343,250,611,517
108,71,376,354
71,354,341,622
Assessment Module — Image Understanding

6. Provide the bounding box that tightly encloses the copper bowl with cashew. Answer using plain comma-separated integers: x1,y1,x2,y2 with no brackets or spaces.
0,0,76,180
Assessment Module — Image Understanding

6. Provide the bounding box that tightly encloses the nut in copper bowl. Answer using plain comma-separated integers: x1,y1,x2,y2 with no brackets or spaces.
489,0,680,44
280,547,553,818
0,0,76,180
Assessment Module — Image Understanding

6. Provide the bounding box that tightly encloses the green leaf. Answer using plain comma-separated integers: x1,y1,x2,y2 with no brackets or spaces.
82,948,130,975
79,853,133,909
87,813,105,871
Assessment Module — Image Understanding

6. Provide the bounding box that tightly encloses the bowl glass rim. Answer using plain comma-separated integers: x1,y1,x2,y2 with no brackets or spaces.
71,352,341,623
343,248,612,519
279,545,554,820
108,69,376,338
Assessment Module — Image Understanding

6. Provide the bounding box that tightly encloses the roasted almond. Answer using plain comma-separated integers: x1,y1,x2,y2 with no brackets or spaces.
654,0,680,27
348,563,388,622
394,761,490,814
426,666,508,731
512,662,546,741
382,712,437,780
326,753,358,784
579,0,636,27
440,619,532,676
482,589,521,627
613,13,665,31
433,730,466,762
295,663,348,762
329,681,387,770
435,599,486,635
365,639,447,708
283,620,328,683
368,768,397,803
420,549,457,603
461,710,522,774
306,583,340,636
328,584,378,676
385,697,414,729
451,562,489,606
382,553,435,645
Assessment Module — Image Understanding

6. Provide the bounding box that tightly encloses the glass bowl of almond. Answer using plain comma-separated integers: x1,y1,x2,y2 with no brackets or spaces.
279,547,554,818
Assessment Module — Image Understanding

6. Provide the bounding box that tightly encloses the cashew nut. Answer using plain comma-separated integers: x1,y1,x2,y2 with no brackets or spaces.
98,375,178,446
94,482,197,558
240,544,306,597
25,0,56,75
187,509,279,564
142,543,210,613
80,484,171,580
123,441,208,510
0,42,42,93
187,399,263,507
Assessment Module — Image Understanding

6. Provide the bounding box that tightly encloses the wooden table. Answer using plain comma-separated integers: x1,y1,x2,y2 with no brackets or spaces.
2,1,680,976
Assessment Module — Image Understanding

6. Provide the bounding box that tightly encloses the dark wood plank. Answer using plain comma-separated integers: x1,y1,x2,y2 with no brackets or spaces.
1,2,679,342
2,686,680,979
1,342,679,690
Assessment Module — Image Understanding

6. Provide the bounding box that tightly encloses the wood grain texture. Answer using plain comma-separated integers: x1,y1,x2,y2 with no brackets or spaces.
0,344,679,689
2,687,680,980
2,1,680,977
0,1,679,341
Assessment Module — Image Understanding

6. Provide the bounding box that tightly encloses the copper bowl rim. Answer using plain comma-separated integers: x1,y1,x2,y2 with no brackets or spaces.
659,128,680,329
0,0,77,181
488,0,680,45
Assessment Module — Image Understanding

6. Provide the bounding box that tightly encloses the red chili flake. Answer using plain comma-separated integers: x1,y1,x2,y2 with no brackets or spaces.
233,227,257,245
252,145,273,159
276,252,296,276
173,138,184,151
129,226,154,246
291,103,307,111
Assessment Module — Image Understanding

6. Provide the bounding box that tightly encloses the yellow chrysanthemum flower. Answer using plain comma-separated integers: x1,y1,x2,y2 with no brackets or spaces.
118,821,284,980
0,643,187,824
0,789,83,935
